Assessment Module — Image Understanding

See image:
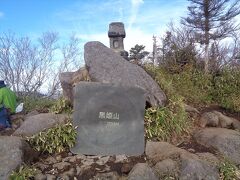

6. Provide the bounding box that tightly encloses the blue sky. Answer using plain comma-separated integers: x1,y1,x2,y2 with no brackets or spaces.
0,0,190,51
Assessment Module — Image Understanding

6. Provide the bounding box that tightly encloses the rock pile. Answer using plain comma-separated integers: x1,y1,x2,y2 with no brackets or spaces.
0,109,239,179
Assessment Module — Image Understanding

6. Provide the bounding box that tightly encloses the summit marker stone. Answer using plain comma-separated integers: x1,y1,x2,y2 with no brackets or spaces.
71,82,145,155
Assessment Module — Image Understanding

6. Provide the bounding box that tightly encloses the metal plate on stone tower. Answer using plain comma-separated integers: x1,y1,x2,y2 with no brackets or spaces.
71,82,145,156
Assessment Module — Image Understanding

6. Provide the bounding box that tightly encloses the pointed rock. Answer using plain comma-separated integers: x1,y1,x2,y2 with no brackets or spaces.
84,41,166,107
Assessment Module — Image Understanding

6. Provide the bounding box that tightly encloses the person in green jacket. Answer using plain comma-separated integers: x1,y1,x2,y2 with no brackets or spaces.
0,80,17,130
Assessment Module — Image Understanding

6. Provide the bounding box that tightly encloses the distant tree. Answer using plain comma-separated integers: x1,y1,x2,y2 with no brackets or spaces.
0,31,82,97
159,24,198,72
182,0,240,73
129,44,149,65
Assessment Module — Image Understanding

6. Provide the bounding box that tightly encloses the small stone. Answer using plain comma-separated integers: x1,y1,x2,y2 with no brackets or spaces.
34,173,47,180
188,148,195,153
35,162,49,171
61,167,76,177
45,156,58,164
96,156,110,165
128,163,158,180
92,171,119,180
63,156,77,163
76,154,87,160
121,163,132,173
199,112,219,128
82,158,94,166
53,162,71,171
115,155,128,163
55,155,62,162
46,174,56,180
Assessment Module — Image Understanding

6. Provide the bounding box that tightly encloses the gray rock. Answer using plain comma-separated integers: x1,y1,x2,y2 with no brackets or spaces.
199,112,219,127
92,172,119,180
128,163,158,180
34,173,47,180
84,41,166,107
213,111,240,130
59,67,90,102
59,72,75,101
195,152,219,165
60,167,76,178
0,136,37,180
194,128,240,165
13,113,69,137
46,174,56,180
145,141,187,164
184,104,200,114
179,154,219,180
200,111,240,130
154,159,178,178
52,162,71,171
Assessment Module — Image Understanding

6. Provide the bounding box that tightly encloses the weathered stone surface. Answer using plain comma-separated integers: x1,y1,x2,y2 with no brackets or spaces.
84,41,167,107
146,141,220,179
213,111,240,130
59,72,75,101
183,104,199,114
128,163,158,180
199,111,240,130
154,159,178,178
13,113,69,137
146,141,187,164
108,22,126,38
199,112,219,127
179,153,219,180
71,82,145,155
59,67,90,102
0,136,37,179
53,162,71,171
93,172,120,180
195,152,219,165
194,128,240,165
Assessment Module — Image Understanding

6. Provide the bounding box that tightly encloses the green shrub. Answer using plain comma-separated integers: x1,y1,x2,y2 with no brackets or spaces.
10,165,36,180
50,97,73,114
145,98,189,141
219,159,239,180
27,122,77,154
144,65,190,142
213,69,240,112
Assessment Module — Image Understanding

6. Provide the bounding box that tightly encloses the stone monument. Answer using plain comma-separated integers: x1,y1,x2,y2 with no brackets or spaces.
71,82,145,155
108,22,129,60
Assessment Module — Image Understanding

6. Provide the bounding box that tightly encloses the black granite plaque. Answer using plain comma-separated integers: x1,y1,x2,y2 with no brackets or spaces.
71,82,145,155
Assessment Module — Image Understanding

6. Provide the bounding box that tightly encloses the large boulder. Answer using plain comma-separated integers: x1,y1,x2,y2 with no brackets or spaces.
13,113,69,137
0,136,37,179
194,128,240,165
179,153,219,180
84,41,167,107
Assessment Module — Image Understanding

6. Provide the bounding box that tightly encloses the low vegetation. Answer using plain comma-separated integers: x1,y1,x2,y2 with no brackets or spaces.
27,122,77,154
10,165,36,180
219,159,239,180
50,97,73,114
145,65,240,112
145,65,191,142
20,96,56,113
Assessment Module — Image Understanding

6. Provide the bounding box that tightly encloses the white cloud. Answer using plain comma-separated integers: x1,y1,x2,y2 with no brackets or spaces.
128,0,144,29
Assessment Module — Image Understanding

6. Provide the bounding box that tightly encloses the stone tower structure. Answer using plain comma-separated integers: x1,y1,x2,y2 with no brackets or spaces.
108,22,128,60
